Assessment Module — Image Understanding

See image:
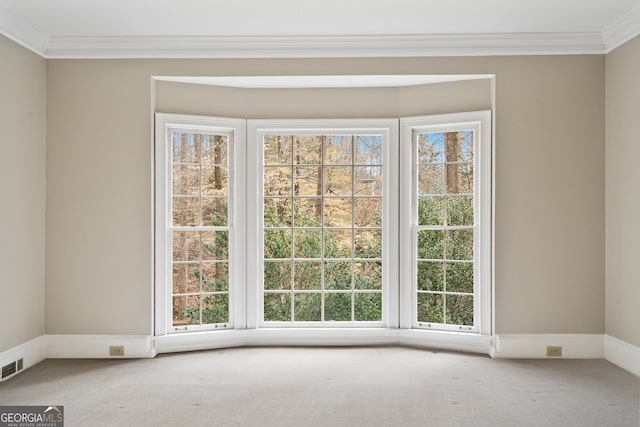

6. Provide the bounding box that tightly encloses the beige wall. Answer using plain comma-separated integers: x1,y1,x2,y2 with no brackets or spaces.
45,55,605,336
605,35,640,347
0,36,47,352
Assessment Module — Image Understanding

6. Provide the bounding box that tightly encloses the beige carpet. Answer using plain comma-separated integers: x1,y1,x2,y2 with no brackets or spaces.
1,347,638,426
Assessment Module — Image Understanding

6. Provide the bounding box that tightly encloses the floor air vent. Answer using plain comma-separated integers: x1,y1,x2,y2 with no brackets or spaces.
1,358,23,380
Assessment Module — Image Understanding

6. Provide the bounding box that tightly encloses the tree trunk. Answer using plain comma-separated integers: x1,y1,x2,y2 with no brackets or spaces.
294,136,301,195
446,132,460,193
213,135,223,190
315,136,323,218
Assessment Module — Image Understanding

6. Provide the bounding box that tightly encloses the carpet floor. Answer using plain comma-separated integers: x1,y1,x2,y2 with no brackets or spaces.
1,346,638,426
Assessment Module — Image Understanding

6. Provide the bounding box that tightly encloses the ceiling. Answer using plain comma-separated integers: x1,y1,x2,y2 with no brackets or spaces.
1,0,639,58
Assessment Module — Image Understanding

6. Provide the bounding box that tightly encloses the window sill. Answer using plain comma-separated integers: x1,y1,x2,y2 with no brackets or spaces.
154,328,494,356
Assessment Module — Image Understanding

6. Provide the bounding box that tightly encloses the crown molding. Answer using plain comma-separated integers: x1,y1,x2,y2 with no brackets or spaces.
0,7,48,56
602,4,640,53
42,32,606,59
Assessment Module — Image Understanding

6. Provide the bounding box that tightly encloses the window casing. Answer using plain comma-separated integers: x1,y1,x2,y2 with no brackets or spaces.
155,114,246,335
400,112,492,335
155,112,491,342
247,120,399,328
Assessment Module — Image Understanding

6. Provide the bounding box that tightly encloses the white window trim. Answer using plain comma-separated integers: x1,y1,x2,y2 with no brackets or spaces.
154,113,246,336
154,112,493,355
399,111,492,336
246,119,399,329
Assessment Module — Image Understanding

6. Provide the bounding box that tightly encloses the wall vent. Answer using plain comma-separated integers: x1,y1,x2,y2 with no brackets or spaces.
1,358,23,380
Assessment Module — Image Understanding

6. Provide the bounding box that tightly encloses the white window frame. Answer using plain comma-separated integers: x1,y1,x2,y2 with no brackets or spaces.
154,113,246,336
154,112,492,354
246,119,399,329
399,111,492,336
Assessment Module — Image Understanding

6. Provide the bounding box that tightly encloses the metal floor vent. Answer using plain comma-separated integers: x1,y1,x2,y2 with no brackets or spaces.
1,358,24,380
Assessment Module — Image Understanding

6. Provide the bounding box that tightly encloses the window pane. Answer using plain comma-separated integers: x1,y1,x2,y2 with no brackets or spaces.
324,166,352,196
172,231,200,261
202,294,228,324
264,167,292,196
172,263,200,294
354,166,382,196
294,262,322,290
324,293,352,321
173,132,200,163
445,262,473,293
201,135,228,165
264,198,292,227
354,135,382,165
201,262,229,292
201,231,229,260
172,165,200,196
417,261,443,291
324,135,352,164
293,198,322,227
354,293,382,321
445,229,473,260
418,132,444,164
354,198,382,228
294,166,321,196
354,230,382,258
417,230,444,260
294,230,321,258
264,262,292,291
446,294,474,326
325,261,352,290
324,198,352,228
264,293,291,321
294,135,322,164
418,196,444,226
354,262,382,290
460,131,474,162
417,293,443,323
445,163,473,194
445,131,473,163
264,135,292,165
202,198,227,227
323,230,352,258
446,196,473,226
418,164,444,195
173,295,200,326
294,293,321,321
173,197,199,227
264,229,292,259
201,166,228,196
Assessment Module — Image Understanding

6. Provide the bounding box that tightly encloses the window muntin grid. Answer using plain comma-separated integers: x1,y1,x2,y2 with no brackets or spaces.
262,134,384,324
171,131,231,329
415,130,476,329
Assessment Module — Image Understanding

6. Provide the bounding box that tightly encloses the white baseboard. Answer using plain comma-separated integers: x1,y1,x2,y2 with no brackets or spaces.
46,335,156,359
605,335,640,377
0,336,47,381
493,334,605,359
7,332,634,382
